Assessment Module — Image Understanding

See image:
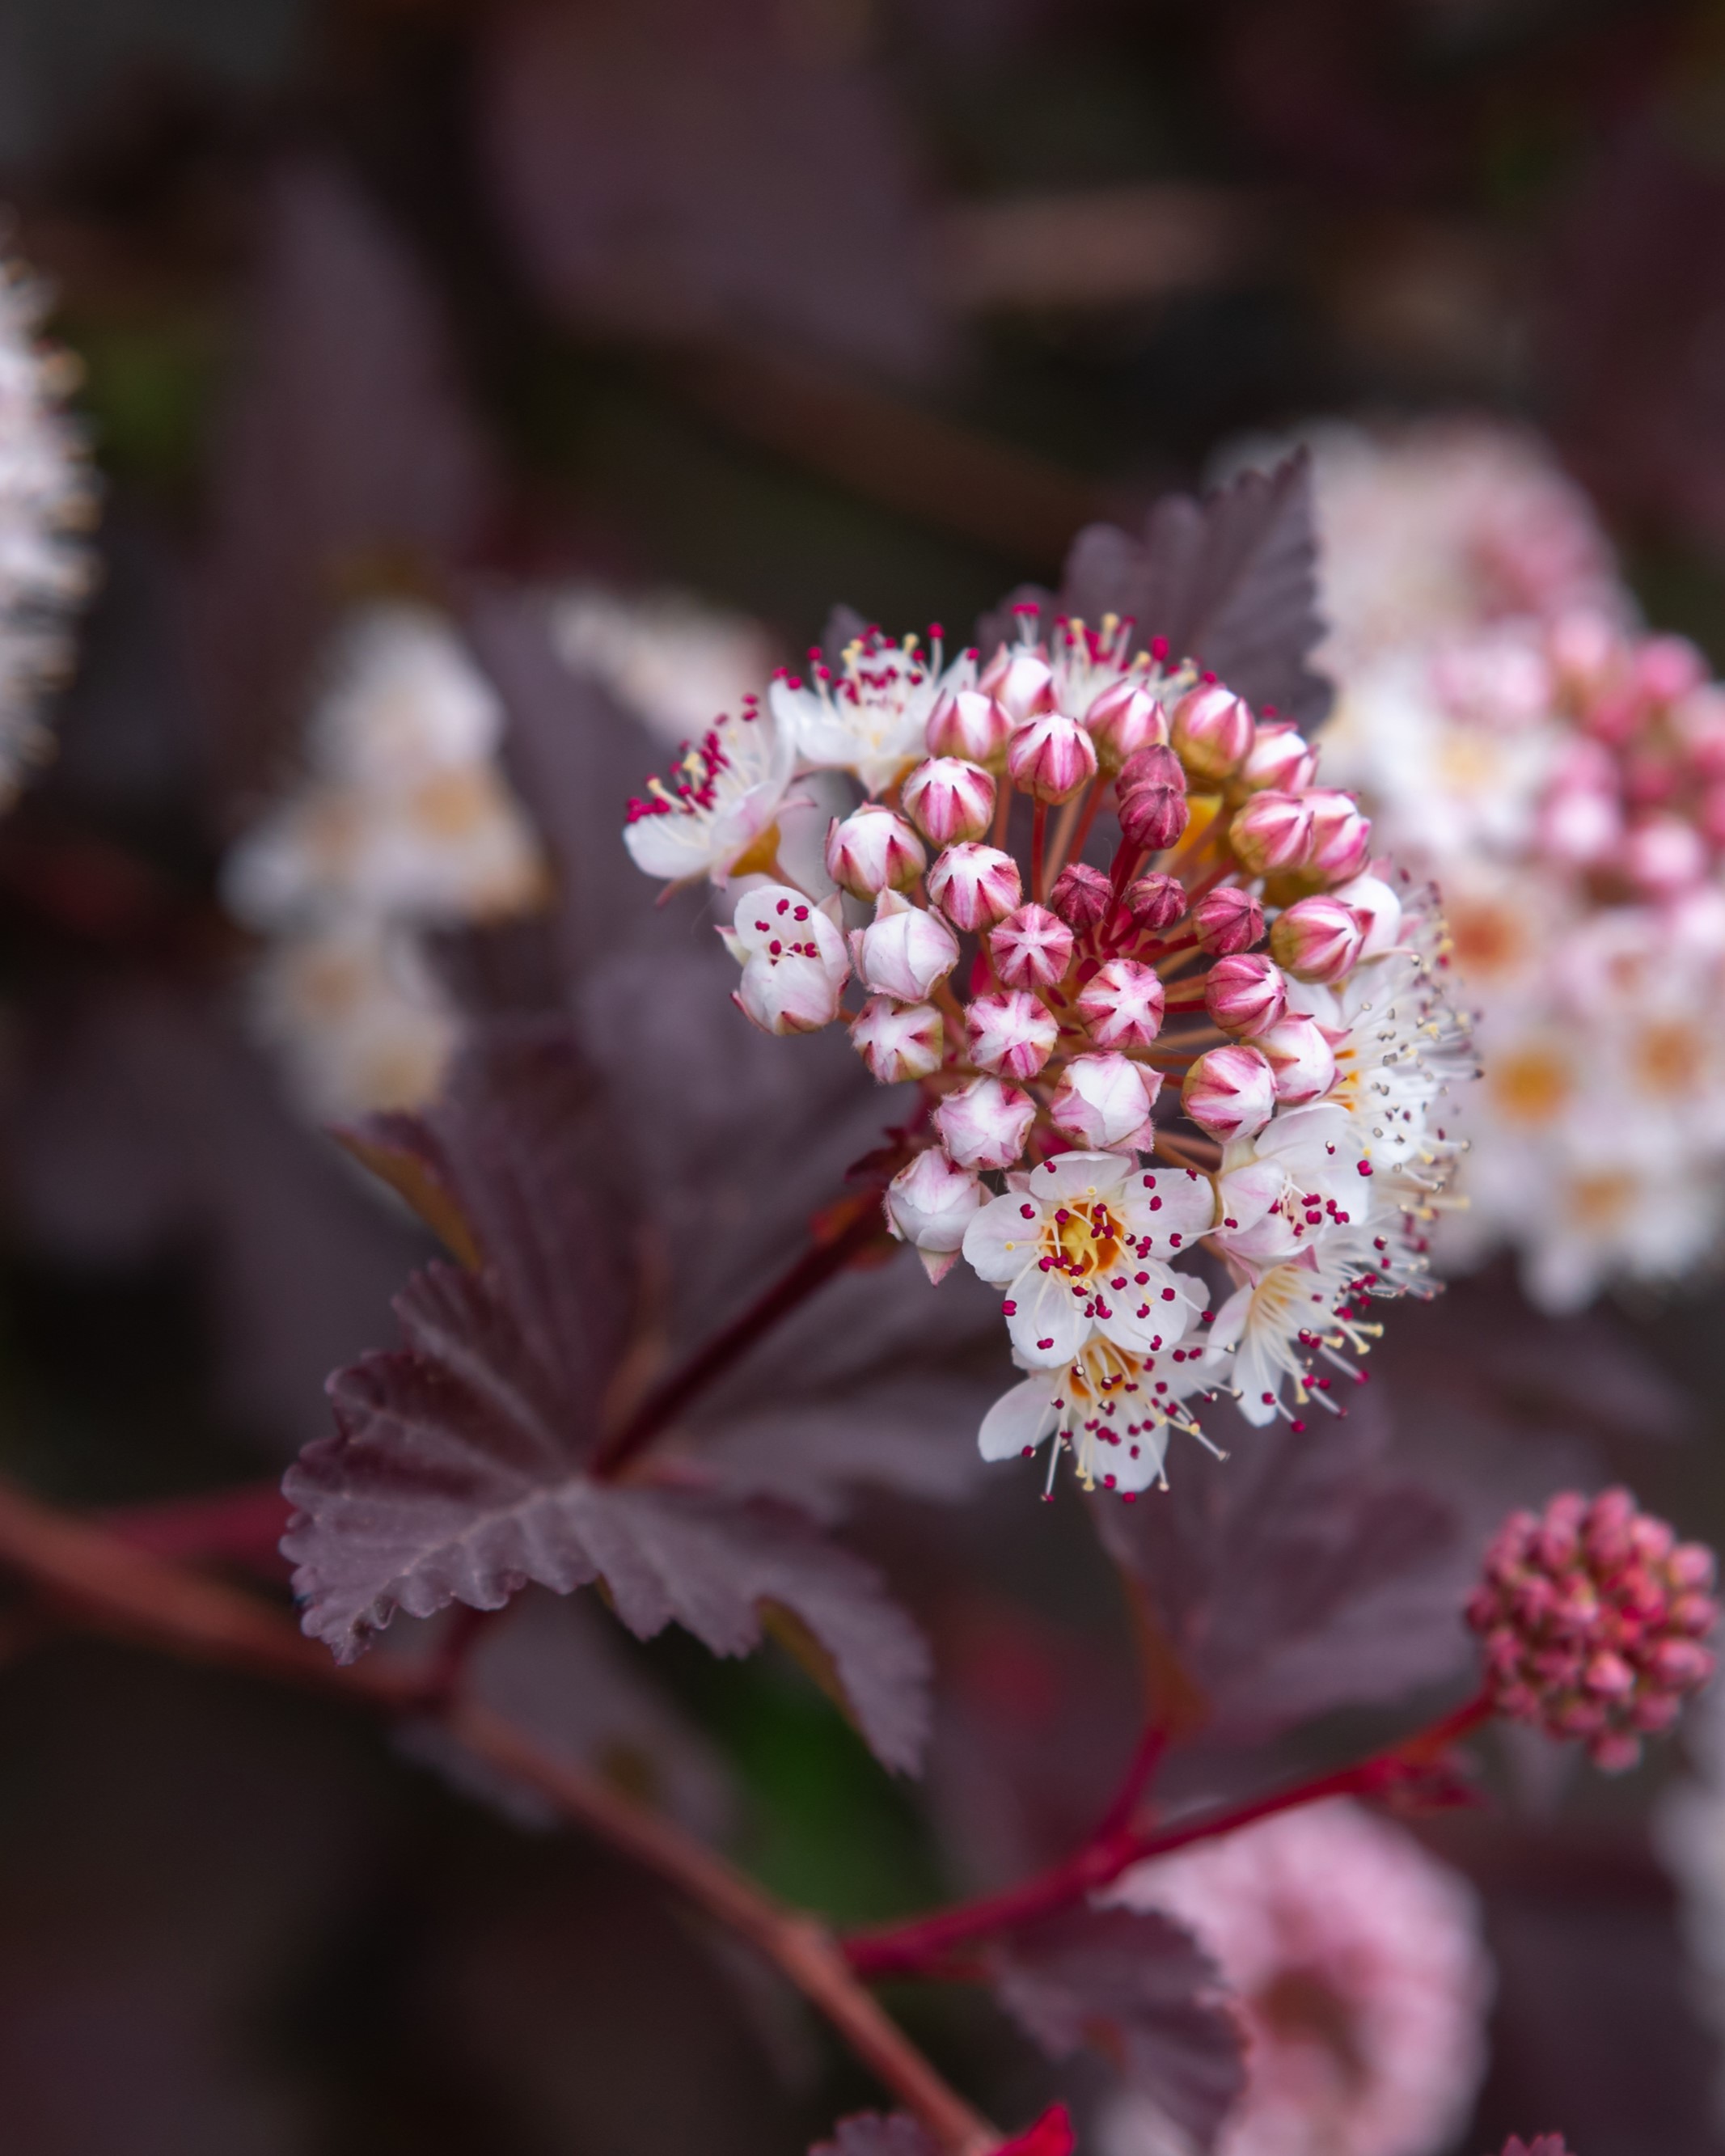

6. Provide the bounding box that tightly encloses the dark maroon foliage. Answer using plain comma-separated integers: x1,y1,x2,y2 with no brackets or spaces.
991,1907,1245,2150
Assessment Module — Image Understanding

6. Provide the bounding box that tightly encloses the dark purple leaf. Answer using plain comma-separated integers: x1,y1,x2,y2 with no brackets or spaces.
991,1906,1244,2150
1020,453,1331,728
478,0,943,378
1096,1393,1467,1740
184,159,499,805
810,2116,938,2156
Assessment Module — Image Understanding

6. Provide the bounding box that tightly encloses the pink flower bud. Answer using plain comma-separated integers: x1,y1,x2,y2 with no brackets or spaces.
1007,712,1098,803
990,903,1074,990
1229,789,1315,877
1126,873,1186,932
966,990,1058,1080
1330,872,1402,958
1118,781,1190,852
1256,1015,1338,1104
1076,958,1166,1048
885,1147,985,1282
1118,743,1186,795
1181,1042,1276,1139
1191,886,1263,955
979,643,1056,724
851,995,944,1082
1303,790,1373,882
823,803,926,898
935,1073,1037,1170
1048,861,1112,932
1082,679,1168,771
1050,1052,1160,1150
856,889,961,1001
926,687,1012,768
902,756,997,846
1625,813,1709,898
727,884,849,1034
1634,633,1706,707
1203,952,1287,1038
1269,894,1368,983
1240,720,1317,793
1170,682,1254,779
928,842,1023,930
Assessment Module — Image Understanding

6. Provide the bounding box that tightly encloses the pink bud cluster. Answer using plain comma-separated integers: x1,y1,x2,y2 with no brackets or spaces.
1466,1488,1719,1772
624,601,1474,1473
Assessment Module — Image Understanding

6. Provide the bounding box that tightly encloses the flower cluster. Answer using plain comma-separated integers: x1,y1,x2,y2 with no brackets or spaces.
0,257,96,803
224,602,546,1121
1103,1801,1492,2156
1467,1488,1719,1772
623,607,1474,1494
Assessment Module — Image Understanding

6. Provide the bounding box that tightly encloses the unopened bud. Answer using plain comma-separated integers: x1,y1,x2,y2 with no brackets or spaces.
1240,721,1317,793
990,903,1074,990
1269,894,1368,983
1007,712,1098,803
966,990,1058,1080
1229,789,1315,877
1083,679,1168,772
1256,1015,1338,1104
1118,782,1190,852
1204,952,1287,1038
1330,872,1402,958
1181,1043,1276,1139
902,757,996,847
824,804,926,898
1191,886,1263,955
1126,873,1186,932
855,889,961,1001
1634,634,1706,708
979,643,1056,724
885,1148,984,1283
1048,861,1112,932
1118,743,1186,796
928,842,1023,930
1303,790,1373,882
1171,683,1254,780
1076,958,1166,1048
927,687,1013,769
935,1073,1037,1170
1050,1053,1160,1151
851,996,944,1082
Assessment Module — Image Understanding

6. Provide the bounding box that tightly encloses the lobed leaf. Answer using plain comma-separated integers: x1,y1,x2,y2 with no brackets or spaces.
1097,1397,1467,1740
991,1906,1245,2151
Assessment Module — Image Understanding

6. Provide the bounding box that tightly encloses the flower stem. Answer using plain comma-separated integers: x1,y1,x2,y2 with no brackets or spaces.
1031,801,1049,902
0,1475,998,2154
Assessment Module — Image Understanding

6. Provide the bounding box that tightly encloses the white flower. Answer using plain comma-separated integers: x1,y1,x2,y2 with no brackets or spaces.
978,1333,1219,1498
309,604,504,785
962,1152,1213,1369
1102,1799,1491,2156
1206,1233,1376,1427
884,1148,984,1283
772,628,970,796
250,918,461,1122
1048,1052,1160,1150
624,697,797,886
854,889,961,1003
554,582,777,746
0,260,96,807
722,883,848,1035
1211,1102,1372,1275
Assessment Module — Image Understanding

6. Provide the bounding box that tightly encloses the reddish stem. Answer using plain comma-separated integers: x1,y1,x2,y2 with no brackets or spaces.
101,1482,294,1576
1031,801,1049,902
843,1692,1495,1980
590,1197,893,1479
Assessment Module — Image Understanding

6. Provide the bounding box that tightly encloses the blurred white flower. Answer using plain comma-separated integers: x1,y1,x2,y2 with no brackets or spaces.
0,259,97,803
1103,1801,1493,2156
554,583,778,747
224,601,546,1120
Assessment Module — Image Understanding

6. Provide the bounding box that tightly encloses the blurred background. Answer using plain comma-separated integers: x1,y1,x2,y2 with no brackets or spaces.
6,1,1725,2150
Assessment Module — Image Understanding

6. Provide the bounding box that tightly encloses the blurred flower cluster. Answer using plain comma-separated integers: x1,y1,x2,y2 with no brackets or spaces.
1311,421,1725,1308
223,602,546,1121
